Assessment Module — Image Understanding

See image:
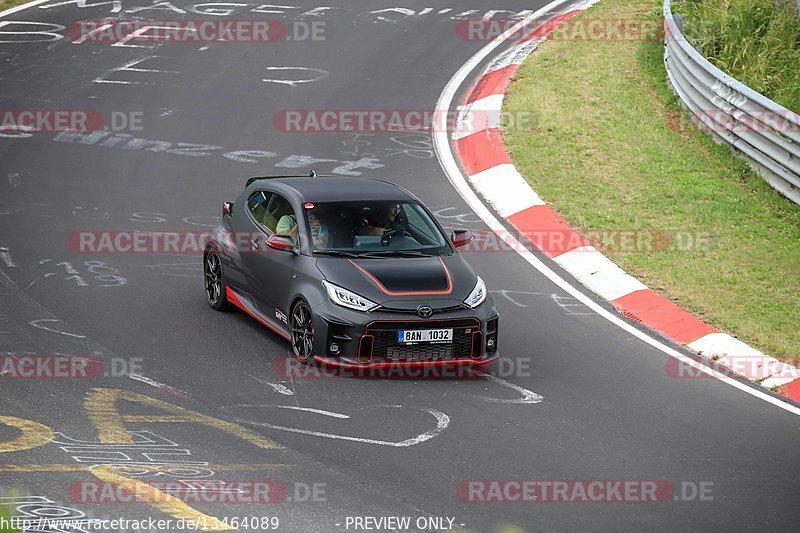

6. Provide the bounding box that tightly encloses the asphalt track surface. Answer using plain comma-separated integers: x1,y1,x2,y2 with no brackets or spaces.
0,1,798,532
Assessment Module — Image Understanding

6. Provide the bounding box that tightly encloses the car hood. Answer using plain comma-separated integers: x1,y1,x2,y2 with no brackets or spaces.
315,254,477,308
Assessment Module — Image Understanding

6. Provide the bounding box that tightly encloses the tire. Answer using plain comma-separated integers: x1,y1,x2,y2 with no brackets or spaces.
204,249,230,311
289,300,316,365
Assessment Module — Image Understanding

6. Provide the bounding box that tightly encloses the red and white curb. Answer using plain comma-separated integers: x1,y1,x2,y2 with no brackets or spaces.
451,3,800,401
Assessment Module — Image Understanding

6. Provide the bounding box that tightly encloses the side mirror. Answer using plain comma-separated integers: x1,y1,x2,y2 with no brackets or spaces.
222,201,233,217
451,229,474,247
267,234,297,254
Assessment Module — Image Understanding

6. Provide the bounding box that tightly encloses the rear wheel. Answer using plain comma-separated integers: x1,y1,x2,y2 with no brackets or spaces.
204,250,230,311
290,301,316,364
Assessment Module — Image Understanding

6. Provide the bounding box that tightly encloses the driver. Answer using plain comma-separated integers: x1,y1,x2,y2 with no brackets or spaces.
358,203,401,236
308,211,330,249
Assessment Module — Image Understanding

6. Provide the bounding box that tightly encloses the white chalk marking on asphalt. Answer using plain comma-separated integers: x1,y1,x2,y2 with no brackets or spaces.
0,20,64,43
237,404,350,419
182,215,217,227
0,201,50,215
490,289,544,308
94,56,179,86
275,406,349,418
128,373,167,389
551,293,595,316
364,7,415,23
71,22,113,44
248,373,295,396
432,0,800,416
0,247,16,268
146,263,202,270
29,319,86,338
128,373,189,395
473,372,544,404
232,406,450,447
262,66,328,87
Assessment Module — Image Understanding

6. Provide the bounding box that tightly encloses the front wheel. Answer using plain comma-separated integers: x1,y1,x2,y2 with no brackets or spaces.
290,301,316,365
204,249,230,311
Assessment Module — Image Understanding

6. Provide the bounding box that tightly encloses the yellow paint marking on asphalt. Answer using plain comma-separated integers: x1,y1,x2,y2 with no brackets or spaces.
85,388,281,448
90,465,234,532
0,463,295,472
0,416,55,453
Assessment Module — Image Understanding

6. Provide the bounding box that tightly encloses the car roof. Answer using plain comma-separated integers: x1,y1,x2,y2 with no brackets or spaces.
245,176,414,203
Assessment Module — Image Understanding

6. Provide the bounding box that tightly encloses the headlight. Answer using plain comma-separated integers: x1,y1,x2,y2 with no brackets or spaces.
322,281,378,312
463,276,487,308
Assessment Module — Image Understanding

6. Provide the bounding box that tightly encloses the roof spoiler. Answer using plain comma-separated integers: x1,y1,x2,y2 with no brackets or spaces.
246,170,319,188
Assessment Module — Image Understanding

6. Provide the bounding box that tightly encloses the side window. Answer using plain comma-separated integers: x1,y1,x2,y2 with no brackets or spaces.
403,204,437,244
247,191,274,229
268,194,300,244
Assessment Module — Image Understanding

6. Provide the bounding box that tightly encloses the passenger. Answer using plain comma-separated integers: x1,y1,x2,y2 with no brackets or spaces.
276,211,330,249
275,213,300,244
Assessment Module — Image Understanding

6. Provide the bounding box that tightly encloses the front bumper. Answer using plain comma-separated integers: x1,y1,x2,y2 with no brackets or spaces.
310,298,499,368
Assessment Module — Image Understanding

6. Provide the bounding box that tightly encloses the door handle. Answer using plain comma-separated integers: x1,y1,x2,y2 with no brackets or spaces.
251,237,260,250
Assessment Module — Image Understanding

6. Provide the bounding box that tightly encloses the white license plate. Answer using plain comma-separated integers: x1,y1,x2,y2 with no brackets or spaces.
397,328,453,344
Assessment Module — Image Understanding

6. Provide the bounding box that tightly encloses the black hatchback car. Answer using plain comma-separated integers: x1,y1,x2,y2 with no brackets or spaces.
204,174,499,369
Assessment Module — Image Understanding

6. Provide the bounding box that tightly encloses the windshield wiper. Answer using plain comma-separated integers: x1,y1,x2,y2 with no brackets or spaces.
314,250,360,258
356,250,435,258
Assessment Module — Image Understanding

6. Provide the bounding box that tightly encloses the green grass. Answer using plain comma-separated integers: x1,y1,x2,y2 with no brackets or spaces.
503,0,800,365
678,0,800,111
0,505,17,533
0,0,31,11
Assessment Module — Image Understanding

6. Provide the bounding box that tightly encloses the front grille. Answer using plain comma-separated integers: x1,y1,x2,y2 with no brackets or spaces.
365,318,479,361
386,344,453,359
376,304,466,315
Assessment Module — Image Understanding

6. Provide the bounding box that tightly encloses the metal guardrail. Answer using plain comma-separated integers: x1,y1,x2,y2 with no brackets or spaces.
663,0,800,205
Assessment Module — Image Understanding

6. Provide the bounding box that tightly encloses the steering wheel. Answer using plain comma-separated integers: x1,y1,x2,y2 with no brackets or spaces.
380,223,410,247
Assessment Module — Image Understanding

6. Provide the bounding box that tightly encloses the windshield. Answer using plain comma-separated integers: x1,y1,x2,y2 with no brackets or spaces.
302,200,451,255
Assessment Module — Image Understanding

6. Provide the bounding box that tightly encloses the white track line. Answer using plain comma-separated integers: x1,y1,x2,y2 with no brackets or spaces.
232,407,450,447
275,405,350,419
127,373,169,389
248,373,295,396
473,372,544,404
432,0,800,416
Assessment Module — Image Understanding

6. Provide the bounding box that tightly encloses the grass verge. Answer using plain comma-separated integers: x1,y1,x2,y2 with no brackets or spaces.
678,0,800,111
0,0,32,12
503,0,800,365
